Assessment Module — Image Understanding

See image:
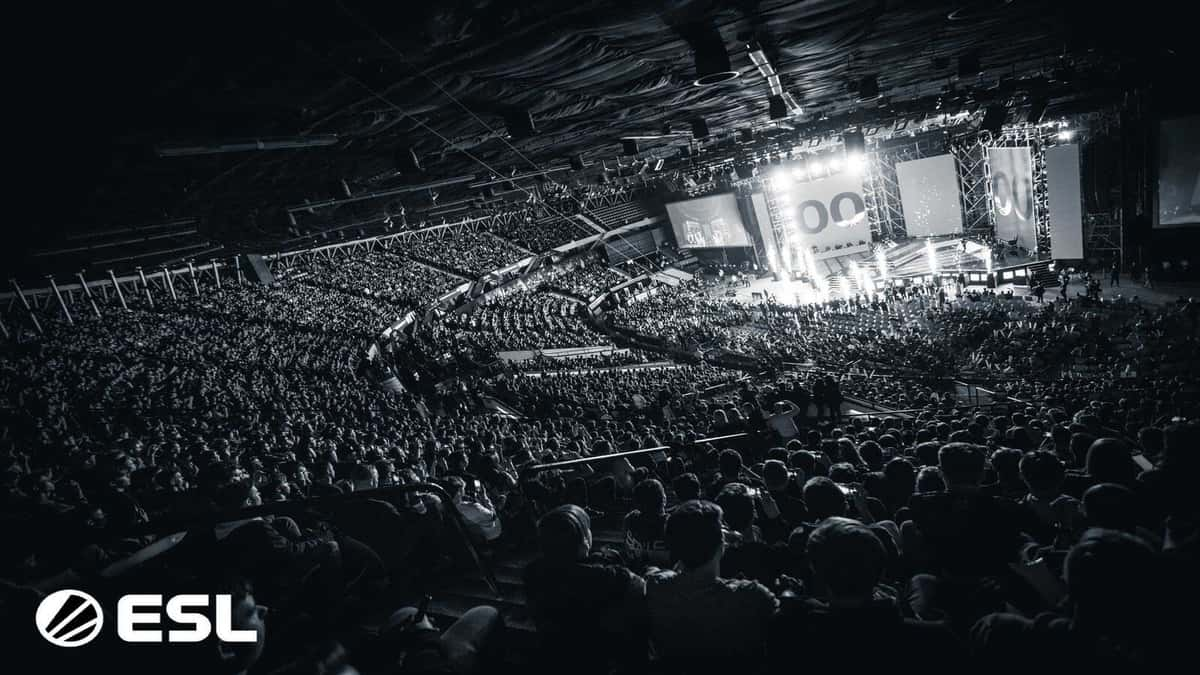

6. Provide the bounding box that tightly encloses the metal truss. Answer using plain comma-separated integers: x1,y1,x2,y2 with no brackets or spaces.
1084,211,1123,266
950,137,991,238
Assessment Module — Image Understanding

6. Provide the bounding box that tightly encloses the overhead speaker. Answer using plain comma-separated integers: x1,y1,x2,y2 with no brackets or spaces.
843,129,866,155
681,20,740,86
504,109,537,140
1026,95,1049,124
569,154,585,171
857,75,879,101
622,139,639,156
691,117,710,139
397,147,422,173
768,95,788,120
981,105,1008,133
958,51,981,78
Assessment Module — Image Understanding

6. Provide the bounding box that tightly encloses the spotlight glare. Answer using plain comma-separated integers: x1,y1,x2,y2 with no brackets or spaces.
791,166,808,180
1057,129,1074,141
810,160,824,174
829,157,844,172
846,152,867,175
772,170,793,187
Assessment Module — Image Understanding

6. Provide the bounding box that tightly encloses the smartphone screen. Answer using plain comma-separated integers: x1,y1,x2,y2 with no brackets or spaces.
1131,454,1153,471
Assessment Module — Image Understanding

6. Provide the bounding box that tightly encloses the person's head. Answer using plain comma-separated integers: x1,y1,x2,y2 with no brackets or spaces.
665,500,725,571
1019,451,1066,498
211,577,268,674
1136,426,1164,458
762,459,791,492
1085,438,1138,484
883,457,916,492
803,476,847,520
915,466,946,493
715,483,756,533
672,472,701,501
216,481,261,511
537,504,592,564
1064,528,1158,635
718,449,743,477
633,478,666,515
1081,483,1139,532
937,442,985,490
1069,432,1098,466
350,463,378,491
807,517,886,603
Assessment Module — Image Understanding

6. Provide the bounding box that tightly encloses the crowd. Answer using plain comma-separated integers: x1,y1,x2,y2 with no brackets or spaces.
3,220,1199,674
403,230,529,279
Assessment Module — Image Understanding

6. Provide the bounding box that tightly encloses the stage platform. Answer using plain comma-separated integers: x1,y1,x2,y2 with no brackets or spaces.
708,273,1200,309
803,235,1039,284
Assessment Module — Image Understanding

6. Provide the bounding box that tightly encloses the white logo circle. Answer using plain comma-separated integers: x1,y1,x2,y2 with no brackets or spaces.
35,589,104,647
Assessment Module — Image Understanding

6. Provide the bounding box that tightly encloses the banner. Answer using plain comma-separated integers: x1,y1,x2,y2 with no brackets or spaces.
895,154,963,236
988,146,1037,251
1046,144,1085,259
783,170,870,254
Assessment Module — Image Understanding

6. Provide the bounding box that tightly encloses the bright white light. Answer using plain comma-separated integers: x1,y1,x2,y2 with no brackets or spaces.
875,246,888,281
772,170,793,187
810,160,824,175
985,246,993,275
828,156,844,172
791,166,808,181
846,152,867,175
1057,129,1074,141
926,239,938,276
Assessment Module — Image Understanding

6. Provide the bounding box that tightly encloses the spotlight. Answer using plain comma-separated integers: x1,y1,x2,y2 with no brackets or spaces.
828,156,844,172
809,159,824,174
791,165,808,181
1057,129,1074,141
846,152,867,175
772,170,792,187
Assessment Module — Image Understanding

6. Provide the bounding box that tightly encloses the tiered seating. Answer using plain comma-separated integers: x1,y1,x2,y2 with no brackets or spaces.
586,200,652,229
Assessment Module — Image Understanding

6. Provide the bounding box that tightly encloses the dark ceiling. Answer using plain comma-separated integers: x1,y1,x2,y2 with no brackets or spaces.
11,0,1192,258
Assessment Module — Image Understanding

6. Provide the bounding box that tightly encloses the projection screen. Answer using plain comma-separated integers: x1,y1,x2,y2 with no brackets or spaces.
666,193,752,248
1046,144,1085,259
1157,115,1200,228
894,154,963,237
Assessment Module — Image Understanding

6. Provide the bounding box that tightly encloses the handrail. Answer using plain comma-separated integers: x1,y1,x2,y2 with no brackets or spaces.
525,432,751,474
88,482,501,599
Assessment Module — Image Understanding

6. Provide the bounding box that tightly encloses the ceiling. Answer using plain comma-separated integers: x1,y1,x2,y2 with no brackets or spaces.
12,0,1188,258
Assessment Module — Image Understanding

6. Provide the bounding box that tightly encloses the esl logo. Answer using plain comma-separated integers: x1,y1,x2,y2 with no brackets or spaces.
35,589,257,647
35,589,104,648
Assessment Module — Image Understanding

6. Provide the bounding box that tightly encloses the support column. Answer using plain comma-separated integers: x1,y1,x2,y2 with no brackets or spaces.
77,272,102,319
108,270,129,311
161,267,178,301
0,312,8,340
9,279,43,335
211,259,221,289
47,276,74,325
187,261,200,296
234,255,244,285
137,266,154,308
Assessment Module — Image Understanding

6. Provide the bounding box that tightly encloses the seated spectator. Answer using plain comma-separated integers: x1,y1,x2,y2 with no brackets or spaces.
623,478,670,570
769,518,964,673
523,505,646,674
645,500,778,672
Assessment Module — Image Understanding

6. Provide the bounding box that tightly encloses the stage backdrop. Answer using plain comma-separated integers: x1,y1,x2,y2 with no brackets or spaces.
784,170,870,252
1157,115,1200,228
894,154,963,237
988,146,1038,251
665,192,752,248
1046,144,1085,259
